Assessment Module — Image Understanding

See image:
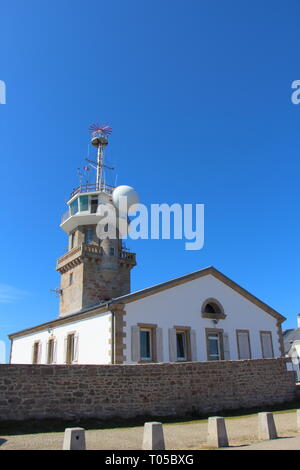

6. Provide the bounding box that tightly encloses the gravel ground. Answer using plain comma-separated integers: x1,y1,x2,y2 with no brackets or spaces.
0,411,298,450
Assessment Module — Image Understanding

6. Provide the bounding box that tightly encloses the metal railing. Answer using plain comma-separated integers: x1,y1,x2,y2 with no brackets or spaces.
119,251,136,261
70,183,115,199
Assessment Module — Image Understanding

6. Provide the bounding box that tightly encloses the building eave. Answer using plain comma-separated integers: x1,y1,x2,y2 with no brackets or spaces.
8,304,110,339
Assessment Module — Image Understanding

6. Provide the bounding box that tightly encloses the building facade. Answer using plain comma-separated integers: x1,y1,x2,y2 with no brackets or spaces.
8,127,285,365
10,267,285,365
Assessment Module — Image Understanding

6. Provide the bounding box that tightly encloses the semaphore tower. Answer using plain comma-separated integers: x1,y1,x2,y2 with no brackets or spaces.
56,124,136,317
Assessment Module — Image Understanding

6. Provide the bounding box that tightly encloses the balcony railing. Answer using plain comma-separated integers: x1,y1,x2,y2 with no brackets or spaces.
61,209,70,224
70,183,115,199
56,244,102,270
56,244,136,271
119,251,136,262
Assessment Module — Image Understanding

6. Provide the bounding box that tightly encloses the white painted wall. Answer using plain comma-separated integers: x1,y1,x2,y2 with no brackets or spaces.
10,274,281,365
286,341,300,381
124,274,281,364
11,312,112,365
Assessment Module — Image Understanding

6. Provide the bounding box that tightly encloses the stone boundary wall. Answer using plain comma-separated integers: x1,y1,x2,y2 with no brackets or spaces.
0,358,296,422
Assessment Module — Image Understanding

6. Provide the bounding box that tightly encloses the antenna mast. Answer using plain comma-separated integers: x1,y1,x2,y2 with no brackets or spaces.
89,123,112,191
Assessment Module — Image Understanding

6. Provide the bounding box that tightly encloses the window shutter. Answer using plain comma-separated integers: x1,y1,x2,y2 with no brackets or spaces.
37,343,42,364
237,332,251,359
131,326,140,362
190,329,197,361
261,333,273,358
53,339,57,364
63,336,68,363
223,333,230,360
31,343,35,364
156,327,164,362
169,328,177,362
73,334,79,363
45,340,51,364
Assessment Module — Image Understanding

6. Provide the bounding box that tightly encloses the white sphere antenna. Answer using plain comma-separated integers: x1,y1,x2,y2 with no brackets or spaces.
112,185,139,215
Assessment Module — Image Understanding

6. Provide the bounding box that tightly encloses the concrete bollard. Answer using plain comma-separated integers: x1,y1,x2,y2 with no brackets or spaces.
297,410,300,431
63,427,86,450
142,422,165,450
258,412,277,440
207,416,229,448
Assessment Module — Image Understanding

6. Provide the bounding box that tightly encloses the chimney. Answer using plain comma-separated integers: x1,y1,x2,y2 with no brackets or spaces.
297,314,300,328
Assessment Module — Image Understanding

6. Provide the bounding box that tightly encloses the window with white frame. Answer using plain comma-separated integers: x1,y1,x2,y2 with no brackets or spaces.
206,331,224,361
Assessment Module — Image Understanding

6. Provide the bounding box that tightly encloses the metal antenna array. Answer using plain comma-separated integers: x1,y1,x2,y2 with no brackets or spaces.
88,123,113,191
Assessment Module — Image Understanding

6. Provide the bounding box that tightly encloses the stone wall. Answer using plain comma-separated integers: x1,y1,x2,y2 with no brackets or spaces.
0,358,295,422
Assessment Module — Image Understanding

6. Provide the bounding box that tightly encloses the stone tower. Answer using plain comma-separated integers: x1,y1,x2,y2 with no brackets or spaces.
56,126,136,317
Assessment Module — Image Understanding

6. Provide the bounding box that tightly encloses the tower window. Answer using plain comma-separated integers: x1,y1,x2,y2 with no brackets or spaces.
70,199,79,216
69,273,73,286
70,232,75,249
90,197,98,214
84,229,93,244
79,195,89,212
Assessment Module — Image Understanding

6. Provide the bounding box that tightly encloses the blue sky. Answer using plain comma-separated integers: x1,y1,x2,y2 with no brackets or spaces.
1,0,300,361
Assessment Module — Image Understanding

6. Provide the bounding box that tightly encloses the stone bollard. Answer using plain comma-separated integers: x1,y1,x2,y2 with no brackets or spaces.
142,422,165,450
258,412,277,440
63,427,86,450
207,416,229,448
297,410,300,431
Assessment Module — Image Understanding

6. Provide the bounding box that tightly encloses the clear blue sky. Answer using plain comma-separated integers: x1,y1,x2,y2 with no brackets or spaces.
1,0,300,361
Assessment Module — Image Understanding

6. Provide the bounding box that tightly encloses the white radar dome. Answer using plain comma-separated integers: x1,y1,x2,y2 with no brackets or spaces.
112,185,139,215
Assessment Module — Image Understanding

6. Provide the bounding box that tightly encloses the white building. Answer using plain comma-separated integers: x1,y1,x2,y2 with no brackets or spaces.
282,315,300,381
10,266,285,365
9,127,285,365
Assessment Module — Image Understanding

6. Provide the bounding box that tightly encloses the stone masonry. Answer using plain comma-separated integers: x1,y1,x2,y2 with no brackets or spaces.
0,358,295,422
57,225,136,316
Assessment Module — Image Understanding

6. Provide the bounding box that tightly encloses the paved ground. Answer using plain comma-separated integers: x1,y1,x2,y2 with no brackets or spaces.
228,435,300,450
0,411,299,450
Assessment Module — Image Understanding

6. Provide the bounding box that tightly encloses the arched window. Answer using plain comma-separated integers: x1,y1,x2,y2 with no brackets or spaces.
204,302,221,314
201,299,226,319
